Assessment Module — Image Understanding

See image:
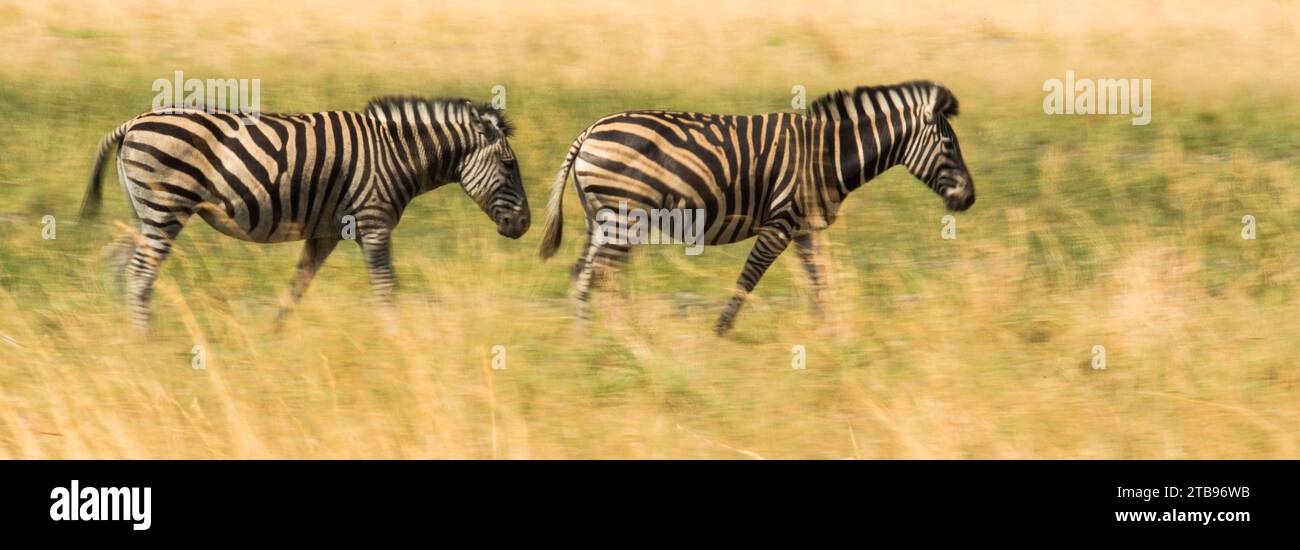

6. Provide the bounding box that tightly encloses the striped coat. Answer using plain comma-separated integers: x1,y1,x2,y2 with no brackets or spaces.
539,81,973,334
82,97,529,331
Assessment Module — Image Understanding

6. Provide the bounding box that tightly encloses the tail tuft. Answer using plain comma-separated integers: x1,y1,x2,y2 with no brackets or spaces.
538,131,588,260
80,122,130,221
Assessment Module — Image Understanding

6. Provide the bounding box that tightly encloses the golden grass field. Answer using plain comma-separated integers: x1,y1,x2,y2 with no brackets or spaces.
1,0,1298,458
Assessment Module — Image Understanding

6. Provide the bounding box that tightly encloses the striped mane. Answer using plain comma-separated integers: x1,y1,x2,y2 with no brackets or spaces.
807,81,959,121
362,96,514,137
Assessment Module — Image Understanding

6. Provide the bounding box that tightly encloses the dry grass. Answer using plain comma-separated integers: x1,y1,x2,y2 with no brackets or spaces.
0,0,1297,458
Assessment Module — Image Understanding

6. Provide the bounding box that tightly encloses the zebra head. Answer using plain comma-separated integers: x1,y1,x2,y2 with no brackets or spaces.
458,104,530,238
903,83,975,212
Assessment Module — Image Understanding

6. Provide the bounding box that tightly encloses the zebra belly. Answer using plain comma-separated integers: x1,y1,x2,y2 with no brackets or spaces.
195,206,268,242
579,191,763,248
573,141,788,249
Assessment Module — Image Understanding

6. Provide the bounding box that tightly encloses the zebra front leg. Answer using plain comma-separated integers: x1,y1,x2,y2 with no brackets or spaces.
715,228,792,336
794,233,824,317
274,237,340,331
358,228,399,332
124,216,188,333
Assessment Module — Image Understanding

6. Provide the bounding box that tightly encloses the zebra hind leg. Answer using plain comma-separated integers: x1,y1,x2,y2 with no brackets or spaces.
571,236,602,322
569,213,596,280
124,214,190,333
715,228,792,336
103,230,139,295
569,231,594,281
274,237,341,331
571,236,631,324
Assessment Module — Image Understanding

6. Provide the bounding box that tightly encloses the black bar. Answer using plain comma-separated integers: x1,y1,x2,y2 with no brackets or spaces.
3,460,1292,539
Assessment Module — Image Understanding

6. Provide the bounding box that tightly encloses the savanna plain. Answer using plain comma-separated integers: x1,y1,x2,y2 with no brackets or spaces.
1,0,1298,458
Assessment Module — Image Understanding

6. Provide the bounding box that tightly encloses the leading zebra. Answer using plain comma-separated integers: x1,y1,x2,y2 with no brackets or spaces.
81,96,529,331
538,81,974,335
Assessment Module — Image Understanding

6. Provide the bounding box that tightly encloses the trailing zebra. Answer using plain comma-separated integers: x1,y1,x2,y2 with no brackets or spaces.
81,96,529,331
538,80,974,335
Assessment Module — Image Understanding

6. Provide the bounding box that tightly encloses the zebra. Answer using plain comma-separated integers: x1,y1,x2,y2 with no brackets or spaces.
80,96,530,331
537,81,974,335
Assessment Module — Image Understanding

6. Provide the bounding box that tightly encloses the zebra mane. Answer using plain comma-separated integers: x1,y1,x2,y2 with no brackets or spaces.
362,96,514,137
808,81,959,121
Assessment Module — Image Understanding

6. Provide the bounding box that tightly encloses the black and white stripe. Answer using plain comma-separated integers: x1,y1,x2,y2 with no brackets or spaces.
81,96,529,331
537,81,973,334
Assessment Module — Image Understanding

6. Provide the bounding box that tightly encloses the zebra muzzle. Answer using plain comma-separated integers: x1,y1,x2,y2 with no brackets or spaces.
496,207,530,239
942,177,975,212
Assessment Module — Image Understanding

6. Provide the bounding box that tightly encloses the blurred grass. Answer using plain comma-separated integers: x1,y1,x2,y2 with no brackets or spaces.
0,0,1298,458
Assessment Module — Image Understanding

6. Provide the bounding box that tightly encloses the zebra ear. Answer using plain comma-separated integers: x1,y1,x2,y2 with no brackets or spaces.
926,83,959,123
470,112,498,143
472,108,509,143
923,84,940,125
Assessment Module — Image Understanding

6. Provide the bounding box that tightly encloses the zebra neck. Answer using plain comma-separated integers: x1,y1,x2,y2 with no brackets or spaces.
375,122,463,194
817,115,914,195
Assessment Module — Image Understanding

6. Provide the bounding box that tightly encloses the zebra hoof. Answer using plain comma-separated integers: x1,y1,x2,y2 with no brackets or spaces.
713,317,734,336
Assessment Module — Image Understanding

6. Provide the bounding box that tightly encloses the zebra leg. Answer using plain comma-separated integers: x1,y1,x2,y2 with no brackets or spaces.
570,231,594,281
105,231,139,295
357,228,399,331
714,228,792,336
124,217,188,333
571,237,602,321
273,237,341,331
571,235,630,322
794,233,824,316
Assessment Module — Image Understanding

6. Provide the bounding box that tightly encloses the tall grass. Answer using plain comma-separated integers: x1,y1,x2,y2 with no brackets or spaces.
0,0,1297,458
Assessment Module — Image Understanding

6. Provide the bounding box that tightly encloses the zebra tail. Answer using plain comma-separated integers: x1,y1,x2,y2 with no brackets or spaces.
79,120,132,221
538,129,589,260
